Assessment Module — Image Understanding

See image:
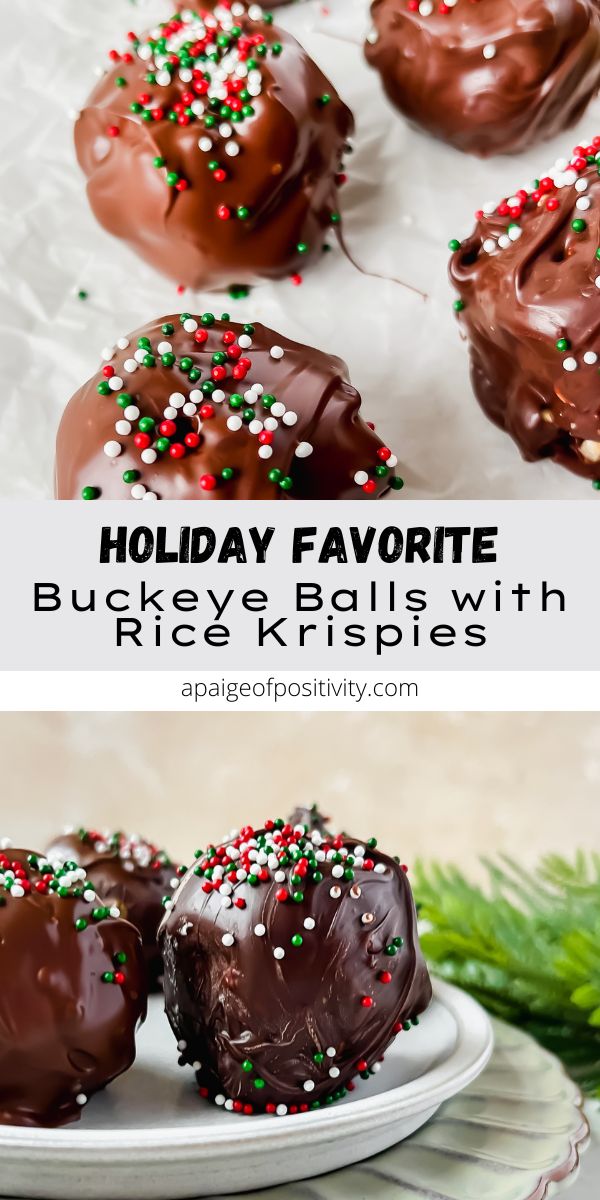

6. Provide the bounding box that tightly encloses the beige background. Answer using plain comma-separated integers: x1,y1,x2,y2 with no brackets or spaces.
1,712,598,868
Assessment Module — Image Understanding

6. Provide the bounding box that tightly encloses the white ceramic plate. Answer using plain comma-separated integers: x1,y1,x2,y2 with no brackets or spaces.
0,979,492,1200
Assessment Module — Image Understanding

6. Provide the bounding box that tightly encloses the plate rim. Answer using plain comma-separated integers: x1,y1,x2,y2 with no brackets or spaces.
0,978,493,1155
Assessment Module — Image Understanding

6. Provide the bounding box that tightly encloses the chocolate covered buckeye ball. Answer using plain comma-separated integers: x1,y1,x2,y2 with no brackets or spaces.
75,4,352,288
449,138,600,480
365,0,600,157
55,313,403,500
159,817,432,1115
46,829,183,992
0,847,146,1128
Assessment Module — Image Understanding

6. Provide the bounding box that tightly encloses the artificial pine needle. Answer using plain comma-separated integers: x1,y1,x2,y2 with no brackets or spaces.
414,853,600,1096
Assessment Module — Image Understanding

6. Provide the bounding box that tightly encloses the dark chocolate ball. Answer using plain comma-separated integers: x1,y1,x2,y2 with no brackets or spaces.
74,3,352,289
159,818,432,1115
55,313,403,500
365,0,600,157
46,830,182,993
0,847,146,1128
449,139,600,479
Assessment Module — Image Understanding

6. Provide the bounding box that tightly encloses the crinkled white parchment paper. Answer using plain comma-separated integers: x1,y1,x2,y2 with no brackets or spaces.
3,0,600,498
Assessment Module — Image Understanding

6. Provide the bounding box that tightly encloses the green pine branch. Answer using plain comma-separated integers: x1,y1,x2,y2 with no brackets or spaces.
413,853,600,1097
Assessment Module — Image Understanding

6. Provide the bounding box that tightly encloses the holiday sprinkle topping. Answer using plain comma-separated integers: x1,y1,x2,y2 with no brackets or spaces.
86,314,402,499
168,818,418,1116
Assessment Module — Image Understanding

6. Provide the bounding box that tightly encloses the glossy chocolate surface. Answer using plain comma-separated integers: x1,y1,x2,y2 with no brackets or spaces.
159,819,432,1114
46,830,181,992
449,140,600,478
0,847,146,1128
55,313,402,499
75,4,352,288
365,0,600,157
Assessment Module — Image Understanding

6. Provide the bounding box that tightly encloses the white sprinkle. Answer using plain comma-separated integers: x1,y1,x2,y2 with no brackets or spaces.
117,337,130,350
254,923,266,936
221,933,235,947
331,864,344,878
83,889,96,903
330,885,342,899
212,389,226,403
124,359,138,373
157,70,172,86
329,1067,340,1078
134,349,147,364
170,392,186,408
192,1061,201,1070
482,238,496,254
215,1094,226,1106
131,484,146,499
276,1104,288,1116
295,441,313,458
157,341,172,354
273,946,285,960
76,1094,87,1107
303,917,315,930
584,351,598,364
103,441,121,458
258,445,273,459
101,346,114,361
199,137,213,152
482,43,496,59
508,226,522,242
224,1099,234,1111
183,402,197,417
115,420,131,436
575,178,589,193
225,140,240,158
563,357,578,372
361,912,374,924
274,870,286,883
141,448,158,463
163,407,177,420
264,417,278,432
354,471,368,486
595,276,600,289
282,411,298,426
183,318,198,333
326,1046,336,1057
576,197,591,210
227,416,243,431
270,345,284,360
110,906,121,919
11,885,25,898
248,420,263,435
418,0,433,13
271,402,286,418
303,1080,315,1092
143,492,158,501
374,862,386,874
177,1040,187,1051
238,334,252,349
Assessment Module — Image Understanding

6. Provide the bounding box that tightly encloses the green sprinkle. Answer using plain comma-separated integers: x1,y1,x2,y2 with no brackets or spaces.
123,469,140,484
81,486,99,500
453,299,465,312
448,238,460,252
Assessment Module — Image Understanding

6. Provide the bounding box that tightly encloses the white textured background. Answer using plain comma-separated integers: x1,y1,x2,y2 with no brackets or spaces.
3,711,600,865
3,0,600,498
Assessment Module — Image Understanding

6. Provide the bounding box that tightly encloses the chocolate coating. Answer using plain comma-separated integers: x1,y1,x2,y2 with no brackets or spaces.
75,4,352,289
449,139,600,478
46,830,181,992
55,313,402,500
365,0,600,157
0,847,146,1128
159,820,431,1114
